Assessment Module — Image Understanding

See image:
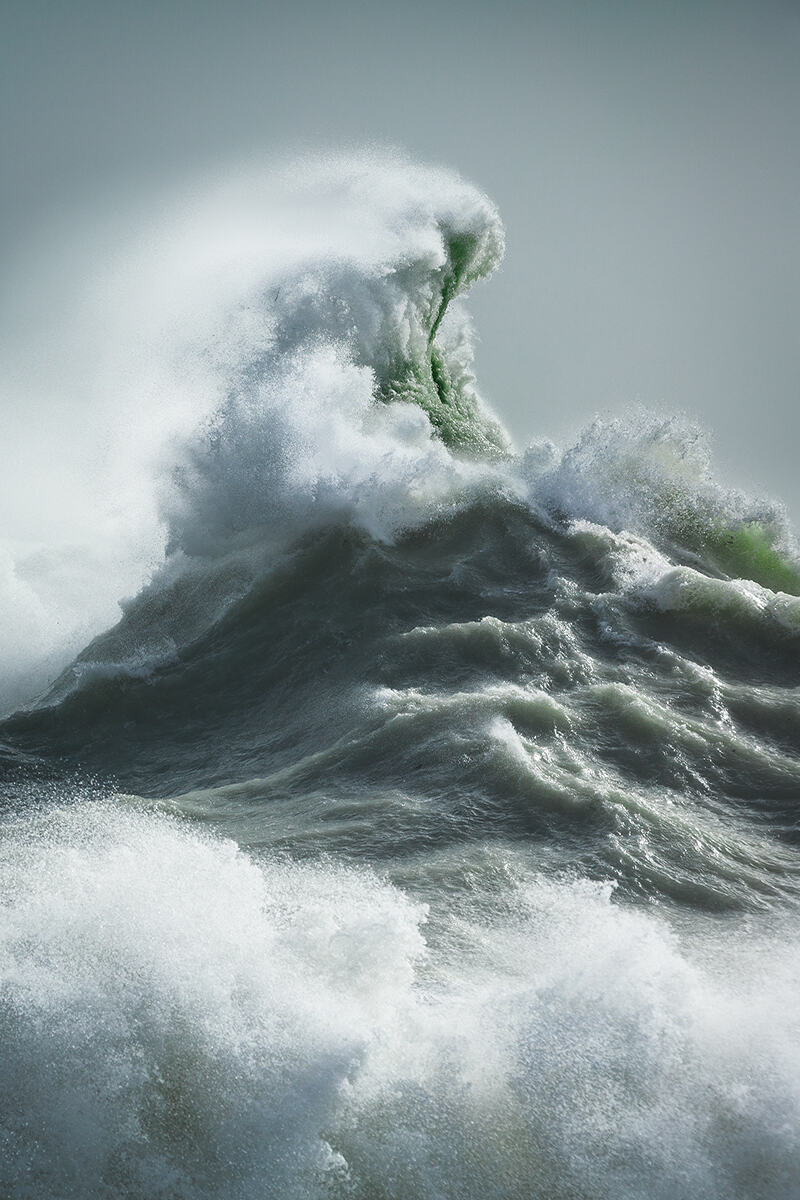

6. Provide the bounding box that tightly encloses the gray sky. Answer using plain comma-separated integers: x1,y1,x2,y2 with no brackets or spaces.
3,0,800,517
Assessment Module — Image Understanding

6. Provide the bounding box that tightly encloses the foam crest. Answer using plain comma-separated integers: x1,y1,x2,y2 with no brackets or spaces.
571,520,800,635
158,153,510,564
526,411,800,593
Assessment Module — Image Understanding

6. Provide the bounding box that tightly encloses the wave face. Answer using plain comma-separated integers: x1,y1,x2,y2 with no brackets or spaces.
2,155,800,1199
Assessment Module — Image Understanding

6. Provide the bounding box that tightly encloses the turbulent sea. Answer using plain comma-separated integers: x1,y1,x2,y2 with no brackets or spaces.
2,156,800,1199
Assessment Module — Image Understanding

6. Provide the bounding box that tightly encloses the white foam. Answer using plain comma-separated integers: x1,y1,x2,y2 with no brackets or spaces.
0,799,426,1198
568,519,800,633
2,798,798,1198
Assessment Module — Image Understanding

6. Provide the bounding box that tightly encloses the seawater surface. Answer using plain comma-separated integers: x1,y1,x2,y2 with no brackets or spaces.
1,155,799,1200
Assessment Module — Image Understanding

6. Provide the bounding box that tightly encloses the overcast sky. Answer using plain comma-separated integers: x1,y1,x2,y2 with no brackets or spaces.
3,0,799,517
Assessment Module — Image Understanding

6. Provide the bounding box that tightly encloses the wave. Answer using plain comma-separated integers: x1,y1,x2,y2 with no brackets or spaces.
525,410,800,593
2,152,800,1200
2,796,799,1200
3,155,799,722
0,154,509,713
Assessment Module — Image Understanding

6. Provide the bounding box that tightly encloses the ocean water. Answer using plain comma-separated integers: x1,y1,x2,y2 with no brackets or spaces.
1,155,799,1199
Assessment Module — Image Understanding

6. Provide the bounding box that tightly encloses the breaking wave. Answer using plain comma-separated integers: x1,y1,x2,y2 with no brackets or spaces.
1,154,799,1199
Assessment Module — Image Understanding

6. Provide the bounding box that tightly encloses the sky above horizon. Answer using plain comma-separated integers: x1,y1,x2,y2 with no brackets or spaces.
3,0,799,519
